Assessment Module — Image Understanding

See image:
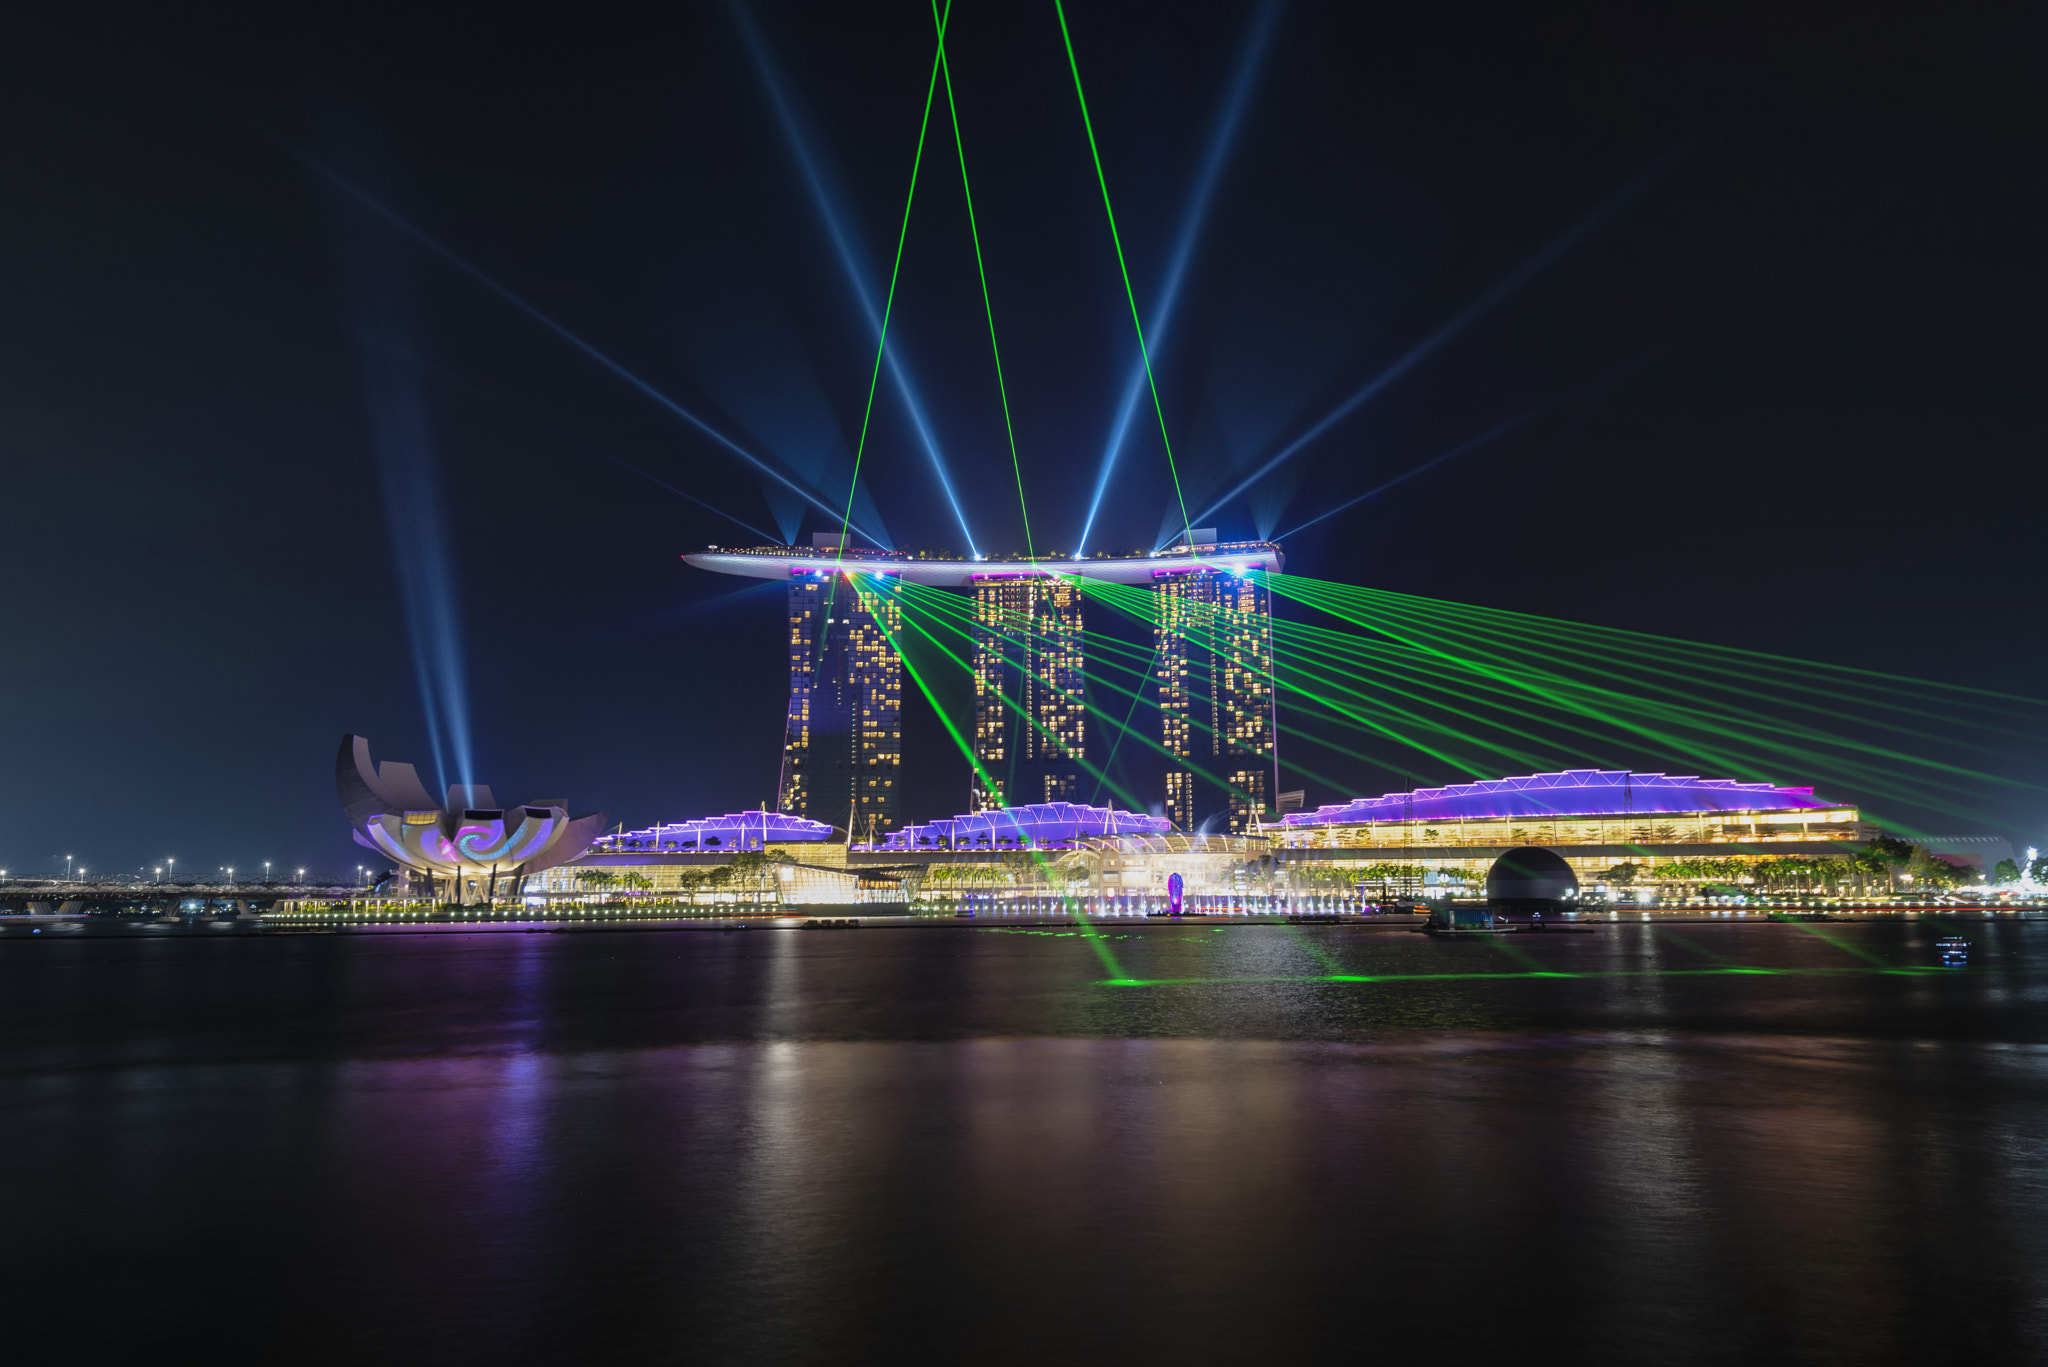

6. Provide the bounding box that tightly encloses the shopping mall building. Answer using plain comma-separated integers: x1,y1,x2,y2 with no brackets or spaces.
1261,769,1870,880
521,770,1880,909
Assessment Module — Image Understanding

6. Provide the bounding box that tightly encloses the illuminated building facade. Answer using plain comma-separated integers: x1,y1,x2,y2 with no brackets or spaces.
687,539,1283,836
1264,769,1874,882
971,575,1086,809
335,734,606,903
1155,554,1279,834
880,801,1171,850
589,811,834,853
780,572,903,840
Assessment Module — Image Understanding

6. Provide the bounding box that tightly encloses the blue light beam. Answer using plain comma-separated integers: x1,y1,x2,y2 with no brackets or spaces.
1182,140,1694,536
1272,350,1665,541
414,353,785,543
334,198,474,796
1272,412,1538,542
300,152,886,547
1075,0,1282,556
730,2,980,557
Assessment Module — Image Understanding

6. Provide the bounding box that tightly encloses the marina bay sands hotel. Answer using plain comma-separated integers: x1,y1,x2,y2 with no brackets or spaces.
684,533,1282,841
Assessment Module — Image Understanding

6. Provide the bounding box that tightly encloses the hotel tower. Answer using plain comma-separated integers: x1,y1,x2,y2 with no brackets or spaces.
1155,562,1278,833
779,570,902,840
970,574,1086,810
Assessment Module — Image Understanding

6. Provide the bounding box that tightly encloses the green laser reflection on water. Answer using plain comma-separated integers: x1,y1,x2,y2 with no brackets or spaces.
1094,963,1986,988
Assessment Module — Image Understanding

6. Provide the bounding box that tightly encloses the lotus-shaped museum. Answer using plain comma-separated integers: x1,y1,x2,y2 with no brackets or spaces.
337,734,607,897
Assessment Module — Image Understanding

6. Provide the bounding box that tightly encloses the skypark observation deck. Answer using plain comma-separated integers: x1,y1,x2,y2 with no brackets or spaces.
682,539,1282,585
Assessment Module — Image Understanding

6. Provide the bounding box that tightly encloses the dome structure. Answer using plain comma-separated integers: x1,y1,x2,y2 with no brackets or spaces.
879,802,1172,851
591,812,833,853
1486,846,1579,909
336,734,607,895
1280,770,1834,827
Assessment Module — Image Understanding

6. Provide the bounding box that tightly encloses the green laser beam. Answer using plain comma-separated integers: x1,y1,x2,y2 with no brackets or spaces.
901,581,1268,808
849,573,1001,801
1098,963,1990,988
1647,926,1744,967
1262,572,2000,811
880,558,2038,839
880,586,1133,978
932,1,1034,557
1313,585,2037,772
896,589,1154,809
833,1,951,567
1276,574,2048,712
1053,1,1194,548
1767,917,1898,968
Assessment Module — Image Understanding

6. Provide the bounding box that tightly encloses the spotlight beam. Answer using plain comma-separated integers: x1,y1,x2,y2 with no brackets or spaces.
299,152,883,545
1184,139,1694,533
1270,351,1657,541
1274,411,1539,543
1075,0,1282,556
332,179,473,794
414,348,783,543
934,0,1035,556
728,2,982,557
834,1,950,566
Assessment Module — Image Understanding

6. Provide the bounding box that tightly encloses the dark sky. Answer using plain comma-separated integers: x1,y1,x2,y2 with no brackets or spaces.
3,0,2043,880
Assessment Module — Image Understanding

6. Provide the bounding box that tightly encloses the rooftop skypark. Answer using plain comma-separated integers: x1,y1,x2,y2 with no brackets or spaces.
684,534,1281,588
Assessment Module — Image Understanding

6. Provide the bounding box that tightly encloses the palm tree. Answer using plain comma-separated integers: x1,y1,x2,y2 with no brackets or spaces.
1855,834,1913,893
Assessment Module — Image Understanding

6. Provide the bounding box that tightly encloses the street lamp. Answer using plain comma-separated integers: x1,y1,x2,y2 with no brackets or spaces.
166,857,175,882
296,867,305,885
263,861,271,884
225,866,234,886
154,866,162,884
65,854,73,881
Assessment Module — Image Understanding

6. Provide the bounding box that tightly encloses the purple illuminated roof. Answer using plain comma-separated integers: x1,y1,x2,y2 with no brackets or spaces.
1280,770,1839,826
877,802,1172,850
592,811,834,853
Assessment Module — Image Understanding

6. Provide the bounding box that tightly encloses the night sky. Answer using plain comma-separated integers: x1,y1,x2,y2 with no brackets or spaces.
3,0,2042,880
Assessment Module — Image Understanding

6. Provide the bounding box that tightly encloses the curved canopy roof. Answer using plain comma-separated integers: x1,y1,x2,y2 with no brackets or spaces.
593,811,835,852
878,803,1173,850
1278,770,1837,826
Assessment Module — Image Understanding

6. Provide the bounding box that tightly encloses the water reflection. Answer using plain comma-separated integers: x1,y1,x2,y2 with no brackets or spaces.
3,924,2047,1363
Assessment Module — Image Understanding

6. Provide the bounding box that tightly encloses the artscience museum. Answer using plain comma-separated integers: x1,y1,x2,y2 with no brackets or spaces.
336,734,608,902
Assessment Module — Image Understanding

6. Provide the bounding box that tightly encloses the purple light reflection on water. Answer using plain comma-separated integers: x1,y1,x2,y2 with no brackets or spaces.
7,925,2048,1362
